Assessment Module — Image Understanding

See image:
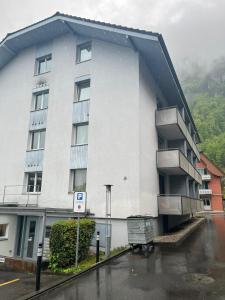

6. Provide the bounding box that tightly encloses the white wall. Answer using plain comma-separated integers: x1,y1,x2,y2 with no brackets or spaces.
0,33,160,220
139,58,159,217
87,39,140,218
0,215,17,257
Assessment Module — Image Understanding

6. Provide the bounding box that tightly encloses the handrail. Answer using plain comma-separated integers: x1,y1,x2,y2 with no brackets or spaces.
2,185,39,207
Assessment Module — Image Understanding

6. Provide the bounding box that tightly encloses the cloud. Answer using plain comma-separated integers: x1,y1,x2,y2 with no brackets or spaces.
0,0,225,71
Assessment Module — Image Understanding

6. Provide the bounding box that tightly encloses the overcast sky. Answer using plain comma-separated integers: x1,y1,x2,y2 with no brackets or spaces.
1,0,225,72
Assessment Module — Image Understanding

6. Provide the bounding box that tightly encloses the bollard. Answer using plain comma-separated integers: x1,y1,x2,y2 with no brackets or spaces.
36,243,43,291
96,231,100,263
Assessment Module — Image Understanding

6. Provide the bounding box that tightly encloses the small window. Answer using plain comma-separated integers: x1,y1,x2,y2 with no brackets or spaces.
71,169,87,192
27,172,42,193
45,226,51,238
0,224,8,239
75,80,90,102
73,124,88,145
33,91,49,110
30,130,46,150
77,43,91,63
36,54,52,75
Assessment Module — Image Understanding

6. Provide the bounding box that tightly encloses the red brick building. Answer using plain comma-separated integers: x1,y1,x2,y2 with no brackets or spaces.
197,152,224,211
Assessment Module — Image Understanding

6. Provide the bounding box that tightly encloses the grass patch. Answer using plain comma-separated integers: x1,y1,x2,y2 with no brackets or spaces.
51,247,127,274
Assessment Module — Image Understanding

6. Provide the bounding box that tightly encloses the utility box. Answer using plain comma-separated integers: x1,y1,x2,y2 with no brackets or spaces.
127,216,154,245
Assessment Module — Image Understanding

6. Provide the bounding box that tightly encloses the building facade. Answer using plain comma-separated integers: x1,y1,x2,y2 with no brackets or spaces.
197,152,224,211
0,13,202,262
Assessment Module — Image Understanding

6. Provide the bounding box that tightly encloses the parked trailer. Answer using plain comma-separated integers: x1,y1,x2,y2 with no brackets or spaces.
127,216,154,255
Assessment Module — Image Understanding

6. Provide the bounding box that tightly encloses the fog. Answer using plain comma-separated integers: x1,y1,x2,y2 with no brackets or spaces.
1,0,225,72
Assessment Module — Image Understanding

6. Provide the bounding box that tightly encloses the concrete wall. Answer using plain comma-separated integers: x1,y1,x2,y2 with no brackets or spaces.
139,58,159,217
0,215,17,257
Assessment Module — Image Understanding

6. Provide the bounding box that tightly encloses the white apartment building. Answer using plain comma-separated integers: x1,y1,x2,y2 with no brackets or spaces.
0,13,202,262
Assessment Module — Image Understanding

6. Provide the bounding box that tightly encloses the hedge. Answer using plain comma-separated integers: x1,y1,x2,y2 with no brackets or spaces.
49,218,95,269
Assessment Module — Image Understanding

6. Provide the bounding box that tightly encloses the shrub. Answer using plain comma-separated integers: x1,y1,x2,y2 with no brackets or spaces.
49,218,95,269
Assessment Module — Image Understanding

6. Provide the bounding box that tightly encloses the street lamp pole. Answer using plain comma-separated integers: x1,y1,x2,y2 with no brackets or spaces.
104,184,113,257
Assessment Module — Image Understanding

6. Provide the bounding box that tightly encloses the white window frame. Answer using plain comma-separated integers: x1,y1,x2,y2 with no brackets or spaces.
26,172,42,193
35,54,52,75
70,169,87,192
32,90,49,111
76,42,92,63
75,80,90,102
0,224,8,240
72,124,88,146
29,130,46,150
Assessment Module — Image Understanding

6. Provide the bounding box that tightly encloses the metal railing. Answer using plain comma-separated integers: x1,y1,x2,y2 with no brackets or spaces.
1,185,39,207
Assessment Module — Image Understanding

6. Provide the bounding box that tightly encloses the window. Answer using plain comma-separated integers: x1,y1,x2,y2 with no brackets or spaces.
75,80,90,102
77,43,91,63
36,54,52,74
0,224,8,239
74,124,88,145
30,130,46,150
71,169,87,192
33,91,49,110
27,172,42,192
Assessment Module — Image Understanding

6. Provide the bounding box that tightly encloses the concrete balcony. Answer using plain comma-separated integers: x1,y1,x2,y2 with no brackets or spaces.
72,100,90,124
29,109,47,130
157,149,202,184
202,174,211,181
199,189,212,195
70,145,88,169
158,195,202,215
156,107,200,160
25,150,44,172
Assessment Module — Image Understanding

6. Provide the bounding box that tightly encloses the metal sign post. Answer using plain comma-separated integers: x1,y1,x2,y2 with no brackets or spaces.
75,213,80,268
73,192,86,268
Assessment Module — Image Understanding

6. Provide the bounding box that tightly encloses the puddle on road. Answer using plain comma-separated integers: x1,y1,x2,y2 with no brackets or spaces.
183,273,215,285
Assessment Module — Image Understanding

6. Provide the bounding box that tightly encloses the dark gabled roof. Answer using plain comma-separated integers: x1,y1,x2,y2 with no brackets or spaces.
200,152,225,177
0,12,200,142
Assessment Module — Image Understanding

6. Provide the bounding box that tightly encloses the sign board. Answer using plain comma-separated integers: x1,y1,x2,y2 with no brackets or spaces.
73,192,86,213
0,257,5,263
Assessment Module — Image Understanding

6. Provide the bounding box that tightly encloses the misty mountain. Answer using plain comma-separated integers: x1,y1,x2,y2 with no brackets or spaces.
180,58,225,174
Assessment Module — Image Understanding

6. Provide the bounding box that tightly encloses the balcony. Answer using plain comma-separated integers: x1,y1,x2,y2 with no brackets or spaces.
72,100,90,124
199,189,212,196
70,145,88,169
158,195,202,215
25,149,44,172
29,109,47,130
156,107,200,160
202,174,211,181
157,149,202,184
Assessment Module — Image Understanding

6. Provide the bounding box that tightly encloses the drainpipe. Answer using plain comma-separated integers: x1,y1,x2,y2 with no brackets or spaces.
41,209,47,255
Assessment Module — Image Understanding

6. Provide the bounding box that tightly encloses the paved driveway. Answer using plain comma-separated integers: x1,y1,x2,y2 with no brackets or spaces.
34,214,225,300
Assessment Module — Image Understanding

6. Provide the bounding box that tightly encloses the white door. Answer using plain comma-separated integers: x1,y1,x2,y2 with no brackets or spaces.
203,198,211,210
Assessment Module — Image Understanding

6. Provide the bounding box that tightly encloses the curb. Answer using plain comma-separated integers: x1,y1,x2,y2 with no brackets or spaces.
18,248,130,300
153,217,205,247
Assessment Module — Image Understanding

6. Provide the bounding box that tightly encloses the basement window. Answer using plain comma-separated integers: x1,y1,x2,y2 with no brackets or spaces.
0,224,8,239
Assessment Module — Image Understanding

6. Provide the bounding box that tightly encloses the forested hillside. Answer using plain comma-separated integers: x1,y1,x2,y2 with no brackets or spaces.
180,58,225,173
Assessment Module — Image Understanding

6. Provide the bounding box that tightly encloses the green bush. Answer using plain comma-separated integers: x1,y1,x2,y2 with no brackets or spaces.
49,218,95,269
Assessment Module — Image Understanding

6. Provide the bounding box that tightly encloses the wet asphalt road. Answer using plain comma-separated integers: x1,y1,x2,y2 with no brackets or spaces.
34,214,225,300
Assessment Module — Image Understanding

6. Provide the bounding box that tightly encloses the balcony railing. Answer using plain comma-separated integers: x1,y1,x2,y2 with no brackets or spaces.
157,149,202,184
156,107,200,160
158,195,203,215
0,185,39,207
70,145,88,169
72,100,90,124
202,174,211,181
29,109,47,130
25,149,44,172
199,189,212,195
